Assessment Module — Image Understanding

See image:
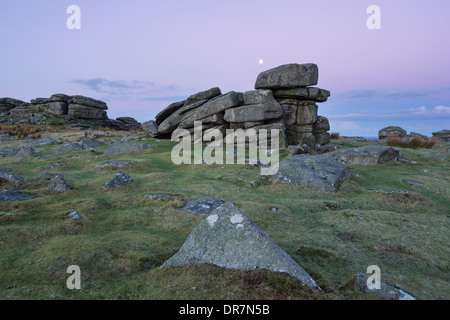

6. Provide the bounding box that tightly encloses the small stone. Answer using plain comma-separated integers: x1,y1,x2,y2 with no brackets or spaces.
66,211,83,221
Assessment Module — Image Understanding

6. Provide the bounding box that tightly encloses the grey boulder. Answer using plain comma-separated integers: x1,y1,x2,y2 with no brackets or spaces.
162,201,320,290
47,174,71,193
11,146,37,158
328,146,401,166
141,120,159,138
353,273,415,300
102,172,133,190
255,63,319,89
378,126,407,140
95,160,135,169
0,190,35,202
261,154,349,193
103,140,150,156
180,198,226,215
0,168,24,184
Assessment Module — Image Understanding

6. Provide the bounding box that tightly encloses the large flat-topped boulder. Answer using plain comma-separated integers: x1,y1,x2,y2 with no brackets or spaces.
68,104,107,120
162,201,321,289
378,126,406,139
255,63,319,89
70,95,108,110
261,154,349,193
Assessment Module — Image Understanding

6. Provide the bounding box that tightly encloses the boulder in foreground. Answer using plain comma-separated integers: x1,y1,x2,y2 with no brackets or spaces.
162,201,321,290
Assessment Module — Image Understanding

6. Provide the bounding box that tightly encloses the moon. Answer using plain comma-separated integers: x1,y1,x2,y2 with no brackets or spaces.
258,59,264,65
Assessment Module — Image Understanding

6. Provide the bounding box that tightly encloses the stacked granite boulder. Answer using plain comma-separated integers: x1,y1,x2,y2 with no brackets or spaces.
1,94,141,131
149,63,331,148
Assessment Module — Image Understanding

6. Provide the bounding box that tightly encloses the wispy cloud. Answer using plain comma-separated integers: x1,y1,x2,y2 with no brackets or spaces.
69,78,187,102
328,105,450,121
341,87,450,101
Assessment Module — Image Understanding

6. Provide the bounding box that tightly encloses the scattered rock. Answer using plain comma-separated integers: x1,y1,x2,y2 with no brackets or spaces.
47,174,71,192
144,194,170,200
0,134,14,142
66,211,83,221
0,168,24,184
39,163,67,171
55,142,83,153
162,201,320,290
102,172,133,190
261,154,349,193
10,146,37,158
77,137,106,149
402,180,424,189
352,272,416,300
94,160,135,169
2,213,17,217
0,190,35,202
180,198,226,215
103,140,150,156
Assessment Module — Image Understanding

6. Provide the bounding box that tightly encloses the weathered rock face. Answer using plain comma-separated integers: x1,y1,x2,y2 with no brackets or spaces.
328,146,401,166
162,201,320,289
141,120,159,137
103,140,150,156
255,63,319,89
378,126,407,139
115,117,141,131
224,90,283,123
145,63,332,149
0,98,27,113
432,129,450,142
261,154,349,193
77,137,106,149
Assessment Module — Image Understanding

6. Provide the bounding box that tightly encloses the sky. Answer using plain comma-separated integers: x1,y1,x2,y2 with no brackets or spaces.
1,0,449,137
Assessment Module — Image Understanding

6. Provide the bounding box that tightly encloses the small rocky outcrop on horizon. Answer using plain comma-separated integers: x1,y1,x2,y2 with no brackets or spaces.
0,94,141,131
146,63,332,149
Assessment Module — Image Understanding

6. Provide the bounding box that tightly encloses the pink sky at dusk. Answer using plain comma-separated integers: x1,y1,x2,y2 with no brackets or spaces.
1,0,449,136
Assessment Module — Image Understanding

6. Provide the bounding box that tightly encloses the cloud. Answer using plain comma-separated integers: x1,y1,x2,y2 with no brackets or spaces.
328,105,450,121
341,87,450,101
69,78,186,102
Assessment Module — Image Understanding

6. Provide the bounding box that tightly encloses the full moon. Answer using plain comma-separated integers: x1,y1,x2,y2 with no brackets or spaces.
258,59,264,65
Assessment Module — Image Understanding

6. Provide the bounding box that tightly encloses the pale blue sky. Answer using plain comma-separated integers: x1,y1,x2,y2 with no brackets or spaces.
1,0,449,136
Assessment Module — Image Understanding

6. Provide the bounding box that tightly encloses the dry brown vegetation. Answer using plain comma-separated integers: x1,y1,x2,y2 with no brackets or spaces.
387,136,438,149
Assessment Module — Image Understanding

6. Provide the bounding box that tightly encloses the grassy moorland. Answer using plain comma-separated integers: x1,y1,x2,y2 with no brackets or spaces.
0,128,449,300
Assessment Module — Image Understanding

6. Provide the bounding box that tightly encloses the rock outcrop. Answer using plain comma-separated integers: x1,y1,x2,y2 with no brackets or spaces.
145,63,331,149
162,201,320,289
378,126,407,140
328,146,401,166
432,129,450,142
